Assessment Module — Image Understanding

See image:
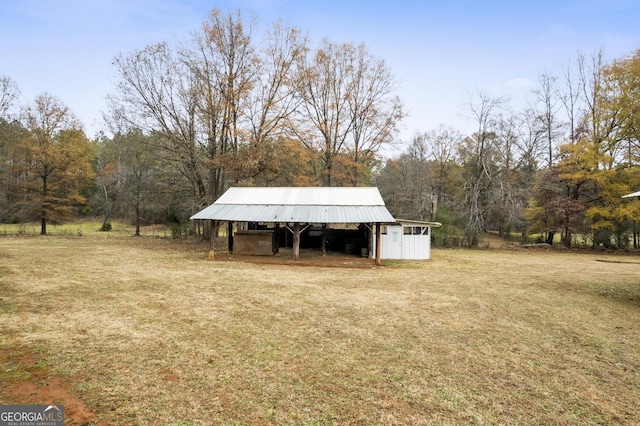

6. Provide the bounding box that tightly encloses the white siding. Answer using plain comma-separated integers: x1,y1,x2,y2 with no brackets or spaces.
400,234,430,259
378,223,433,260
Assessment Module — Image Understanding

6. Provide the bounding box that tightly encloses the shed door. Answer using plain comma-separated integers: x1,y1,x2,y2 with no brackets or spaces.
382,225,402,259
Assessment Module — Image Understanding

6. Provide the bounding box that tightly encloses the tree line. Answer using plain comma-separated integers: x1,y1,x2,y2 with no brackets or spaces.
1,9,639,247
378,50,640,248
0,10,403,235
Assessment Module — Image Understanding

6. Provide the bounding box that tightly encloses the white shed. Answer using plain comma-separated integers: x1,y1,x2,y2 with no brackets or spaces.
377,219,441,260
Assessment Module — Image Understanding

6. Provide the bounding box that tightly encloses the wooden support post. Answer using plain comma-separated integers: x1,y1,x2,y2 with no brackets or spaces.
228,221,234,253
375,222,382,266
321,223,327,256
274,223,280,254
293,222,301,261
209,220,215,259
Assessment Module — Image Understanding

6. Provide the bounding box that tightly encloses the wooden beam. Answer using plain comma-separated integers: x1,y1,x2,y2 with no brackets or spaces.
375,222,382,266
228,221,234,253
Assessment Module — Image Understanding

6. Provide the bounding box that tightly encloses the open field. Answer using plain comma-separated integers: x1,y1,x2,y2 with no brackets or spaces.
1,235,639,425
0,220,173,238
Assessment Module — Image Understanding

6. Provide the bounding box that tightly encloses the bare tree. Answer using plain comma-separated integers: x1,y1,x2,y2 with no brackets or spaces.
0,76,20,118
427,126,462,215
461,90,507,244
559,59,582,144
93,132,127,231
578,49,624,165
405,132,435,220
534,71,562,167
519,107,546,168
492,112,534,234
0,77,23,221
243,20,308,184
291,39,403,186
110,42,206,203
109,9,307,212
345,44,404,184
185,9,257,196
291,39,354,186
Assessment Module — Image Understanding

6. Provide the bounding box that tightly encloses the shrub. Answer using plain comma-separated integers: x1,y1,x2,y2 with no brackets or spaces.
170,222,183,239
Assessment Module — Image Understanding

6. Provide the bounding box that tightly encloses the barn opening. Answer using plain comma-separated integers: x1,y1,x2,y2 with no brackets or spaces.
246,222,371,256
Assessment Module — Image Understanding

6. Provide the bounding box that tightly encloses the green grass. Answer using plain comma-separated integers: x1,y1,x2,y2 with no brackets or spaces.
1,233,639,425
0,220,172,238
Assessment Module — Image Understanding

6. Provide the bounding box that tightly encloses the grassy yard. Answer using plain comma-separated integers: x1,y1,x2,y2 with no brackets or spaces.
0,234,639,425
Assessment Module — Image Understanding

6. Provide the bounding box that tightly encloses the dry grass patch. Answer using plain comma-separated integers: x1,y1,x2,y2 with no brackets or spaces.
1,235,639,425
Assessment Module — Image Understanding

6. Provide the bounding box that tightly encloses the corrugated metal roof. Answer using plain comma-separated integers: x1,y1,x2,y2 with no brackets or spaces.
215,187,386,206
622,190,640,198
190,187,395,223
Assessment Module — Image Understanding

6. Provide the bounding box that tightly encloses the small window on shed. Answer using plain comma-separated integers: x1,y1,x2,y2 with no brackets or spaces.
403,226,412,235
413,226,429,235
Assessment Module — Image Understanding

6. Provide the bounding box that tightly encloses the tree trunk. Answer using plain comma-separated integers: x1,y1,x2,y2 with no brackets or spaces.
40,175,47,235
134,199,141,236
546,231,555,245
564,227,572,248
100,184,113,232
100,214,111,232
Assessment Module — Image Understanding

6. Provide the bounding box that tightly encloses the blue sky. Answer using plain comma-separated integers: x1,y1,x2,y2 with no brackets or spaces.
2,0,639,153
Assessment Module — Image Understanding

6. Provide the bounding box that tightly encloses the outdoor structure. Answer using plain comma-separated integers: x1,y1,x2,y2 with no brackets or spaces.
190,187,396,265
377,219,441,260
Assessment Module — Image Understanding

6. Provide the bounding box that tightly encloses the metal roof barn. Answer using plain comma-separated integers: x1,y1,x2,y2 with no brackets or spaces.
190,187,442,263
190,187,395,223
190,187,396,264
